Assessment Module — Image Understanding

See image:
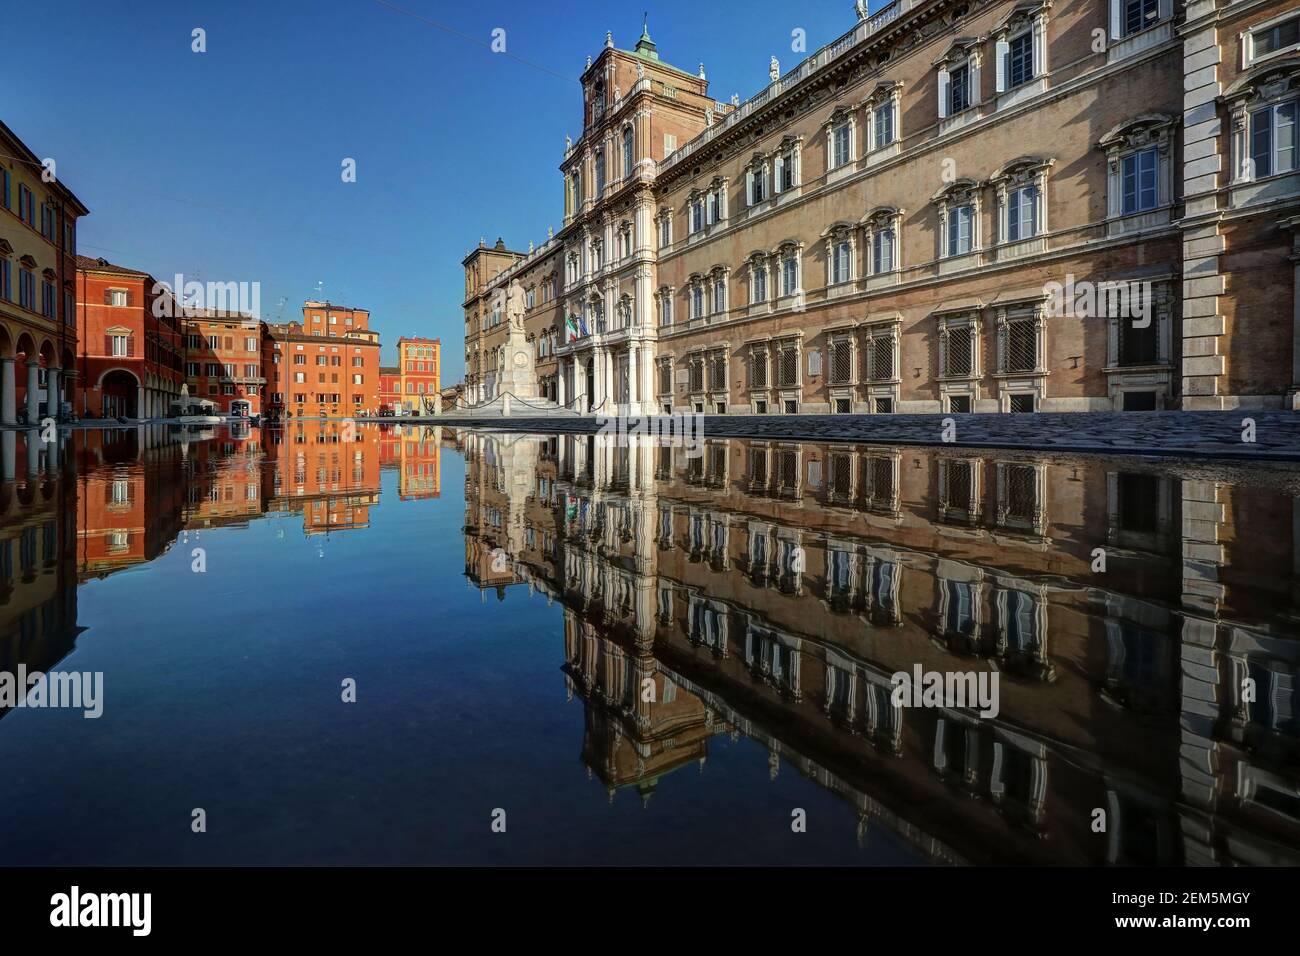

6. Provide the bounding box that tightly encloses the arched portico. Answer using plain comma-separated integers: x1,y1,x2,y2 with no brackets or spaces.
98,368,141,419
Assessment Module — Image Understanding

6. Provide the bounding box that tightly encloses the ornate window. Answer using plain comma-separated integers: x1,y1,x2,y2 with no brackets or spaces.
688,275,705,320
932,180,982,261
992,2,1050,97
861,321,899,384
935,38,982,120
822,223,856,287
825,106,857,171
749,343,769,390
656,207,673,248
774,134,803,193
861,206,903,281
775,240,803,299
748,252,770,304
1098,114,1176,229
709,266,729,316
990,157,1051,253
622,124,634,178
863,81,902,153
745,152,770,206
656,285,674,327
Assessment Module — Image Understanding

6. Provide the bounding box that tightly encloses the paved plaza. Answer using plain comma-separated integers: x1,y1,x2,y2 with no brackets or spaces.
437,410,1300,462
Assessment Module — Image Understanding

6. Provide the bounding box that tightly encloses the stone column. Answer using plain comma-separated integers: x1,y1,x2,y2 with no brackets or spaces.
25,363,40,423
0,357,15,425
629,343,639,408
641,343,655,413
26,428,40,478
137,385,146,419
593,348,605,412
557,358,568,407
1,430,14,482
605,347,615,411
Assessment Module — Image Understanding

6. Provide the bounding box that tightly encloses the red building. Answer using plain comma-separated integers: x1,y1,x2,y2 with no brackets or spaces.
75,257,184,418
378,366,400,415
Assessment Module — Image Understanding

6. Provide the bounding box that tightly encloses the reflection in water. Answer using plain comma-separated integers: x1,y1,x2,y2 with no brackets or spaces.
0,421,1296,865
462,431,1300,866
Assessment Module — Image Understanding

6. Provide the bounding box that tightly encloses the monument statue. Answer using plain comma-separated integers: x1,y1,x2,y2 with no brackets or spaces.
856,0,869,20
506,279,527,331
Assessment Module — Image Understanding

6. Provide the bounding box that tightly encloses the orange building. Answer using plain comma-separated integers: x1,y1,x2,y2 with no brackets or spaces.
75,256,184,419
395,336,440,414
267,301,380,418
182,309,266,415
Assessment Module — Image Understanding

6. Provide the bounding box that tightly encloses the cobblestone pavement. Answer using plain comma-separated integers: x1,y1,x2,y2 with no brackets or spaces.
442,410,1300,462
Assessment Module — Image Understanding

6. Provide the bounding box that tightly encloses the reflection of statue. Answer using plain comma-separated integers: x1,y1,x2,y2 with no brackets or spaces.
506,279,526,331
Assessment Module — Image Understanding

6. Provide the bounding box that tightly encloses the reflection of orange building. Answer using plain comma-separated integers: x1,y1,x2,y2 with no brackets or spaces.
183,427,268,529
76,427,186,577
267,302,381,419
264,420,381,534
386,423,441,500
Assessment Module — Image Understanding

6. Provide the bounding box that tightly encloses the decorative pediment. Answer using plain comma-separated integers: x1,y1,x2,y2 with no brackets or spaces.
861,80,904,111
989,155,1054,184
824,104,855,128
18,254,37,269
993,0,1051,38
1220,54,1300,105
1098,114,1177,151
0,239,12,256
42,267,57,281
861,205,904,227
932,36,983,67
931,178,981,204
820,220,856,240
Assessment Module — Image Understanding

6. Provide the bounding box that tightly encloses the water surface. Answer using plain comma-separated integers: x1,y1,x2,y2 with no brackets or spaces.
0,422,1297,865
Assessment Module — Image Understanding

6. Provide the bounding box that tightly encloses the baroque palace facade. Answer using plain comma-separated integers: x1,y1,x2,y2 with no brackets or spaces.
463,0,1300,414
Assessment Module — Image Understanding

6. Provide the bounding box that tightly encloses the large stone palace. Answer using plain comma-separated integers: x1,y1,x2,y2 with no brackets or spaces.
463,0,1300,415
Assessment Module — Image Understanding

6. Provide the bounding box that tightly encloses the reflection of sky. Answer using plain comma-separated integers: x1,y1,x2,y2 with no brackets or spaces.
0,447,901,866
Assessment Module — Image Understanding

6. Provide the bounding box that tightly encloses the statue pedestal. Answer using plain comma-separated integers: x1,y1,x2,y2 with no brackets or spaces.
495,326,537,401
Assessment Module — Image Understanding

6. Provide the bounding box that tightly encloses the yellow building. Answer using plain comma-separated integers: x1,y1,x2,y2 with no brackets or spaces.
0,120,89,423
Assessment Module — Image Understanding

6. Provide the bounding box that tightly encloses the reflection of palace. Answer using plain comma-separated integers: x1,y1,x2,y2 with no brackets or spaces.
462,430,1300,864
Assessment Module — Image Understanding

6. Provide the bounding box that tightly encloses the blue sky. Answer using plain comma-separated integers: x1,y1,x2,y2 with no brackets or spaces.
12,0,868,376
